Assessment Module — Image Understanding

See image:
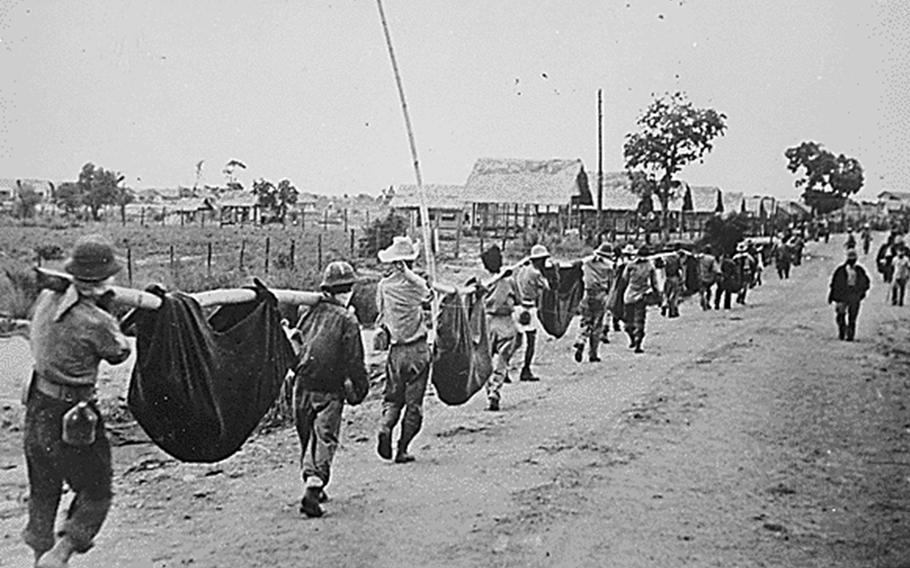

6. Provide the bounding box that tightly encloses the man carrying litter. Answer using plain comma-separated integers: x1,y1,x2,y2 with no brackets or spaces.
291,261,369,518
573,242,614,363
514,244,552,381
375,236,432,464
24,235,131,568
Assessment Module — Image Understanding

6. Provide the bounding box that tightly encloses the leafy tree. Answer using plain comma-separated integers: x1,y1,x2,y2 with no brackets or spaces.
78,163,125,221
359,211,408,258
624,92,727,240
699,212,749,256
784,141,864,216
55,182,84,216
252,178,298,223
14,181,42,218
275,179,299,223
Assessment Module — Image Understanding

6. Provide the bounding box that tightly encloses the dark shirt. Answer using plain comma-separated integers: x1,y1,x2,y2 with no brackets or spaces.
828,263,870,304
294,295,368,395
663,254,681,278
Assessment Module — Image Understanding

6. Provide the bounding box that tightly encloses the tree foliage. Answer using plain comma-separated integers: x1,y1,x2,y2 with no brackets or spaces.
77,163,125,221
55,182,83,216
784,141,864,216
252,178,298,223
700,212,749,257
359,211,408,258
624,92,727,239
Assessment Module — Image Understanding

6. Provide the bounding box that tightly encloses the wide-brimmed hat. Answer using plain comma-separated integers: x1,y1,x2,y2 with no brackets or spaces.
594,243,613,258
529,244,550,260
378,236,421,263
736,242,748,252
320,261,359,289
637,244,651,257
64,235,122,282
621,244,637,256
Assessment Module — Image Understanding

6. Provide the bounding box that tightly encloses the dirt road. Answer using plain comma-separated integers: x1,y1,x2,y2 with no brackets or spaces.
2,236,909,567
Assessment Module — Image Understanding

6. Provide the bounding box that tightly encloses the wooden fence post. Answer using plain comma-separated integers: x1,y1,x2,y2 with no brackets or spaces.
239,240,245,269
140,207,145,227
127,247,133,286
169,244,174,269
344,208,349,233
265,237,270,274
318,233,323,271
350,228,355,257
207,242,212,277
290,239,296,270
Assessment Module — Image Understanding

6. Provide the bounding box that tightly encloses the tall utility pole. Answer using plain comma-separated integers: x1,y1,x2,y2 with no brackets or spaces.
597,89,604,232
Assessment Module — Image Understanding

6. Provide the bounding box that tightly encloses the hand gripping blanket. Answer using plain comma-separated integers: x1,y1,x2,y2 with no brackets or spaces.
126,282,294,462
431,290,493,405
538,263,584,338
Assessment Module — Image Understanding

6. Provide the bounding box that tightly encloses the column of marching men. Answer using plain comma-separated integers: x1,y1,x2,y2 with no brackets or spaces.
21,226,837,566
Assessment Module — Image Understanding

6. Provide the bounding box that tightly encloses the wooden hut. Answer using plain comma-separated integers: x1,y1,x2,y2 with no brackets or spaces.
218,192,260,226
462,158,592,234
388,184,466,237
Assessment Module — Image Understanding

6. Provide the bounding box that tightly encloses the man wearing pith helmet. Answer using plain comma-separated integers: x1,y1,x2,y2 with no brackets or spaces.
290,260,369,518
573,242,614,363
25,235,131,568
375,236,432,464
514,243,552,381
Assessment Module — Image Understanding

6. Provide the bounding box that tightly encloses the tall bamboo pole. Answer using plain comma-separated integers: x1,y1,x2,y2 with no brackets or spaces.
597,88,604,233
376,0,439,330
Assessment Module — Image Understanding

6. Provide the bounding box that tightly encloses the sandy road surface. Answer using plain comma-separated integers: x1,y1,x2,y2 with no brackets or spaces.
1,235,909,567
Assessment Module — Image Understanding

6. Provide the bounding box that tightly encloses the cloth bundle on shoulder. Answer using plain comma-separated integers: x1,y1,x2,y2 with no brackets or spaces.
431,290,492,405
126,281,294,463
538,263,584,338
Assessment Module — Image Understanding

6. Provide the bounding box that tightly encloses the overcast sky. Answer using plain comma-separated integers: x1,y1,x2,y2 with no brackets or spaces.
1,0,908,199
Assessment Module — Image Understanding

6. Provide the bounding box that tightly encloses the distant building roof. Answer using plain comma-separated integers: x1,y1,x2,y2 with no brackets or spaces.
170,197,216,213
463,158,591,207
722,190,745,214
583,171,639,211
218,192,258,208
389,184,465,210
0,178,55,197
878,190,910,202
742,196,777,216
667,184,720,213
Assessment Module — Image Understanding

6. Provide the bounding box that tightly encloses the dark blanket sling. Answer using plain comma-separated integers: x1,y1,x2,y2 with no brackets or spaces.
126,284,294,463
538,263,584,339
431,290,493,405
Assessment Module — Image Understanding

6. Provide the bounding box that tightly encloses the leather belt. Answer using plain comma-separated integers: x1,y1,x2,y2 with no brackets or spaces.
33,374,96,403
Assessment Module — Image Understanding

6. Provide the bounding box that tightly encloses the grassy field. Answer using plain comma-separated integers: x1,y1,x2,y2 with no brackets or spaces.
0,217,381,320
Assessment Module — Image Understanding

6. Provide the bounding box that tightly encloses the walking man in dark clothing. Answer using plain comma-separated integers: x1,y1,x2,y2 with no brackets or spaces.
828,248,871,341
714,253,739,310
291,261,369,517
25,235,131,568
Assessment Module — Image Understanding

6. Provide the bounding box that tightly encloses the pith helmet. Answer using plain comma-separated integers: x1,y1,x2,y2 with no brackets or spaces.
529,244,550,260
64,234,122,282
320,261,358,289
378,236,420,263
594,243,613,258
